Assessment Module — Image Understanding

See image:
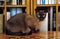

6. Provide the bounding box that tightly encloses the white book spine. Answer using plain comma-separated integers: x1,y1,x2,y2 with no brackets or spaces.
12,0,17,5
37,0,40,4
54,0,56,4
22,0,25,5
17,8,22,14
58,0,60,4
41,0,42,4
45,0,48,4
51,0,54,4
49,0,52,4
7,12,10,20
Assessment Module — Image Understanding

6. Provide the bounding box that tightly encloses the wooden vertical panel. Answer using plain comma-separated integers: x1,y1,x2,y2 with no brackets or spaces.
25,0,27,5
4,0,7,26
33,0,36,15
56,0,58,38
31,0,34,15
26,0,31,15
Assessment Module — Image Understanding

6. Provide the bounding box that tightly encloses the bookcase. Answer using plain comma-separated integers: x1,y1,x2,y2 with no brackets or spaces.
0,0,60,39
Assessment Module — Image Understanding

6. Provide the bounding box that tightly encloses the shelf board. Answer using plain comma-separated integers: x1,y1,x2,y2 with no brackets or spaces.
6,5,26,7
37,4,56,7
0,5,4,7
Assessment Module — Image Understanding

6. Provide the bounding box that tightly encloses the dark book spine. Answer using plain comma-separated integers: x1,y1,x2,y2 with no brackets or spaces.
19,0,22,5
0,1,4,5
17,0,18,5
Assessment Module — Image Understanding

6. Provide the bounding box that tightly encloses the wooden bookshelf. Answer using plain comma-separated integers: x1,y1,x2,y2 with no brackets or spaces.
0,0,60,39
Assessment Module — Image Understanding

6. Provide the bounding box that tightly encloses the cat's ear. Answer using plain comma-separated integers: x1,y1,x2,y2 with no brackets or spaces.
35,8,40,13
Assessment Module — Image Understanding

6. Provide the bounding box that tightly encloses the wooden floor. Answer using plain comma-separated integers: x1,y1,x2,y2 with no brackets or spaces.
0,31,60,39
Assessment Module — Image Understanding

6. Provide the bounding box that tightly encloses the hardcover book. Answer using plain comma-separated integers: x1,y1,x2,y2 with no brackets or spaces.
42,0,45,4
10,8,17,16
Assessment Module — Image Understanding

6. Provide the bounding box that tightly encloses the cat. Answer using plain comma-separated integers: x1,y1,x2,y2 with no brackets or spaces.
4,13,40,36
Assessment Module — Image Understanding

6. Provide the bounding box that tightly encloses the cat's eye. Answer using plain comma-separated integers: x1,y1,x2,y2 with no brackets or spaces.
38,15,40,17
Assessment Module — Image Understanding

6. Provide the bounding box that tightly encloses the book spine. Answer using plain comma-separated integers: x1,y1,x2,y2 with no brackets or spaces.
45,0,48,4
10,8,17,17
19,0,22,5
49,0,52,4
50,7,53,31
42,0,45,4
37,0,40,4
22,0,25,5
12,0,17,5
51,0,54,4
17,0,20,5
7,12,10,20
41,0,42,4
17,8,22,14
54,0,56,4
17,0,18,5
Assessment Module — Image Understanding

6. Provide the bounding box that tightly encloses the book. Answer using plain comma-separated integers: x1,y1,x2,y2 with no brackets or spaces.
52,13,56,31
42,0,45,4
37,0,41,4
50,7,53,31
10,8,17,17
54,0,56,4
0,14,3,33
17,0,21,5
58,0,60,4
19,0,22,5
6,0,11,5
49,0,52,4
51,0,55,4
17,8,22,14
12,0,17,5
7,12,10,20
17,0,19,5
45,0,48,4
22,0,25,5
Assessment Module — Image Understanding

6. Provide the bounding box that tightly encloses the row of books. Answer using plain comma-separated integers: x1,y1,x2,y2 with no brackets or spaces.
37,0,60,4
0,0,4,5
7,0,25,5
7,8,25,20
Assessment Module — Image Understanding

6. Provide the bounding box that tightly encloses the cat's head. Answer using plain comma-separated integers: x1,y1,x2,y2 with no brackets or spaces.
35,9,47,21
